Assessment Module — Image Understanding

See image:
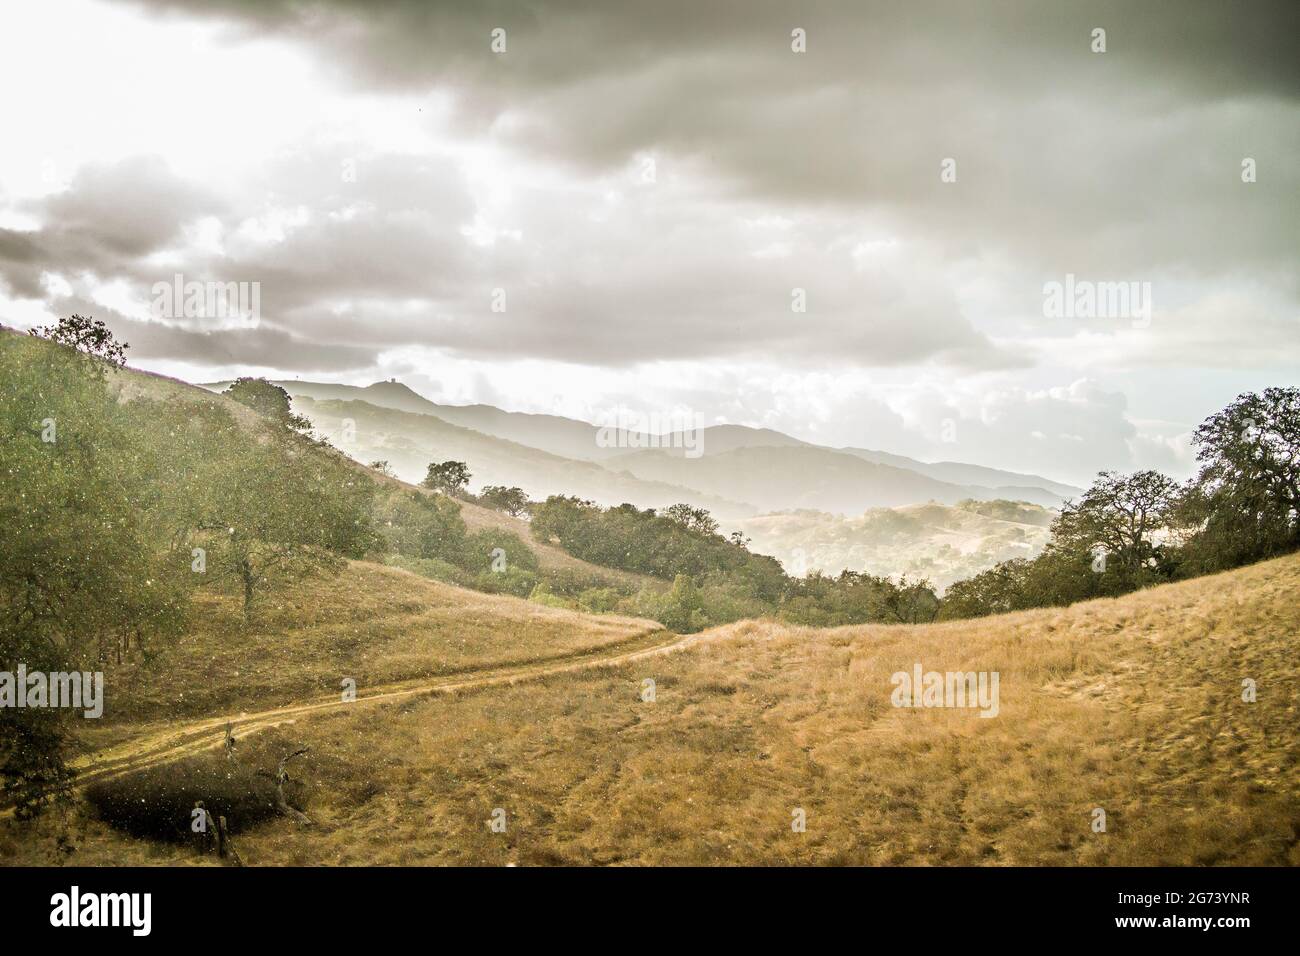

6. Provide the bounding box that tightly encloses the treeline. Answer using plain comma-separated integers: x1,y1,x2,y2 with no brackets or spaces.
532,498,786,596
374,486,540,596
530,497,940,631
1,324,385,814
1,322,558,815
941,388,1300,619
529,387,1299,631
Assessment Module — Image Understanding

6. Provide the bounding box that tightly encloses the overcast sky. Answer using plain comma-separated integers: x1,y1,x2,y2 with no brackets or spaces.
1,0,1296,485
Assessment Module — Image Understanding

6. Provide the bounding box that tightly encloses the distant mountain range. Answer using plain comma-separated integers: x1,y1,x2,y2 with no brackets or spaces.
202,378,1081,519
286,395,752,516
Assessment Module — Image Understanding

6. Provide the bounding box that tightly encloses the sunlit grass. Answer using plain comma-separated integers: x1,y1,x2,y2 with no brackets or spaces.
99,559,661,723
5,553,1297,866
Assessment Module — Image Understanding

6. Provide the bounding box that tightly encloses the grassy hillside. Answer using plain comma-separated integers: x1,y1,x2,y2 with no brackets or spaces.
88,559,662,725
10,552,1296,866
736,500,1055,589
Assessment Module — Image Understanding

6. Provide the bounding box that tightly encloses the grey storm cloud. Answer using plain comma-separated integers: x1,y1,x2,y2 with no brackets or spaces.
116,0,1299,290
125,1,1300,102
46,295,380,372
0,156,221,296
39,155,217,257
6,0,1297,380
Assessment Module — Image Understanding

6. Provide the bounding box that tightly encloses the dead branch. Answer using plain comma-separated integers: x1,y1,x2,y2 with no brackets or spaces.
272,747,312,826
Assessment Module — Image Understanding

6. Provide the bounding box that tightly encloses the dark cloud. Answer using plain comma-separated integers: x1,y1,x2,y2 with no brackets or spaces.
124,1,1300,102
109,0,1297,280
47,296,379,372
0,157,221,297
40,155,216,257
4,0,1295,382
0,230,46,297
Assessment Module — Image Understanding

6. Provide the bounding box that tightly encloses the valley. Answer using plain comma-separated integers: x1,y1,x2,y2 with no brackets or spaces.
4,326,1297,871
8,551,1297,866
203,375,1074,581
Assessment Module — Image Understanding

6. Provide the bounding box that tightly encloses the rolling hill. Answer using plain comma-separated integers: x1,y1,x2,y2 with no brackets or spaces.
835,447,1081,501
83,558,665,725
69,337,653,589
13,550,1298,866
603,444,1067,514
287,395,753,516
204,379,812,464
204,378,1079,510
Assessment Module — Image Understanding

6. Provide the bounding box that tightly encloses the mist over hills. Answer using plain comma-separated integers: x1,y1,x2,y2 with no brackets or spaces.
214,378,619,463
602,445,1067,513
285,395,753,517
203,378,1079,518
833,448,1081,501
735,500,1055,592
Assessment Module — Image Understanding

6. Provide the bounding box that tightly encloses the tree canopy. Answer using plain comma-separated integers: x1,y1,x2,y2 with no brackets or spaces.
28,314,128,368
421,460,471,496
223,377,312,434
479,485,531,517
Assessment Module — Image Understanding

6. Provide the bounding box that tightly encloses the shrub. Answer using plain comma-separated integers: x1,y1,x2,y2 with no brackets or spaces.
528,582,574,610
0,710,73,820
459,529,540,576
633,574,708,633
84,755,291,841
541,566,633,597
384,553,473,588
577,587,622,613
473,567,539,597
374,489,466,563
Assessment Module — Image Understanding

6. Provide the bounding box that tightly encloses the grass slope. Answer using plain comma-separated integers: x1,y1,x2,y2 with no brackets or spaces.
89,559,662,726
8,552,1296,866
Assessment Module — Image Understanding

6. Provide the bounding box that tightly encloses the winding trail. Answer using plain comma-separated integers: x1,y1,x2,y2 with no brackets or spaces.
69,627,702,791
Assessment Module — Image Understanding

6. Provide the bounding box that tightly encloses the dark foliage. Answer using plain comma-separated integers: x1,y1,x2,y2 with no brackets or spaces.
84,756,290,841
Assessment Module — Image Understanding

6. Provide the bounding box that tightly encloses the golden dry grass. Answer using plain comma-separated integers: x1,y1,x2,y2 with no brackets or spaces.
96,559,661,725
5,553,1298,866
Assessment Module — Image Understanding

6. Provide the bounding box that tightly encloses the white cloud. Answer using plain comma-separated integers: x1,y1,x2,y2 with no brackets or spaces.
1,0,1295,493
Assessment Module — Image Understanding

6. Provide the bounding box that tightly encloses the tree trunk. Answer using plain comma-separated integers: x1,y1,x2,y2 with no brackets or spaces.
241,561,254,620
274,748,312,826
